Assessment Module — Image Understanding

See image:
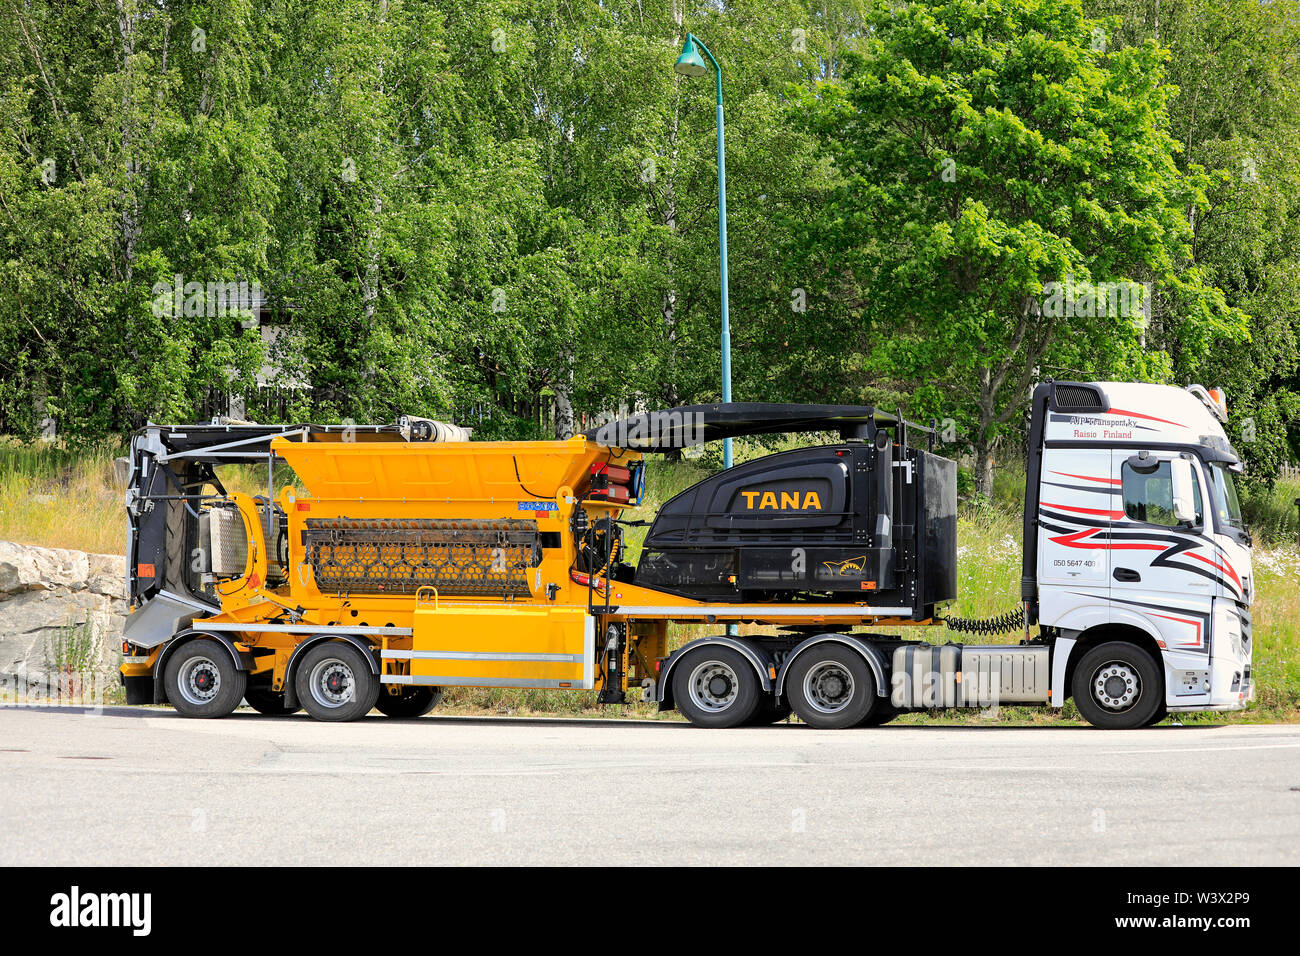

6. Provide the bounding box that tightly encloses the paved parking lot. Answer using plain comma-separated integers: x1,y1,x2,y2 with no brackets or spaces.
2,706,1297,865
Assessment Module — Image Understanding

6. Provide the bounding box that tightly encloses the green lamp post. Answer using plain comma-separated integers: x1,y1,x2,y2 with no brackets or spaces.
675,33,734,471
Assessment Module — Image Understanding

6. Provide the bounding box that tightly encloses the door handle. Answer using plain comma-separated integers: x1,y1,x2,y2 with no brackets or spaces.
1113,567,1141,582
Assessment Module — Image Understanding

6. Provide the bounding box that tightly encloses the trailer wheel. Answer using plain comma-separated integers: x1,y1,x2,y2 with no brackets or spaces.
786,645,879,729
746,699,792,725
672,647,761,728
859,703,899,727
296,642,380,722
243,686,301,716
375,686,443,718
1071,642,1164,730
163,638,246,719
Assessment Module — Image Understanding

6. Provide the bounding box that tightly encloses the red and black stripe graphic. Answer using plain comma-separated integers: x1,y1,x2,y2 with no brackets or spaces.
1106,408,1187,429
1070,591,1211,654
1041,477,1241,598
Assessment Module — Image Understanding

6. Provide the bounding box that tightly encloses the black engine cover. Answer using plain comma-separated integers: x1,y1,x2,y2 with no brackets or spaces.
634,445,895,601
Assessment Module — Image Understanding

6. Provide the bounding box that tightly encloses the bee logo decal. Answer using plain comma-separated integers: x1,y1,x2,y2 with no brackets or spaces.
822,555,867,576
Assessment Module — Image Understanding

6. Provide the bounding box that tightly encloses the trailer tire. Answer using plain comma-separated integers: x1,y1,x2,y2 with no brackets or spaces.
296,642,380,722
786,644,879,729
243,686,301,716
163,638,246,719
859,703,899,727
375,686,443,718
672,646,762,728
1072,642,1164,730
746,699,792,725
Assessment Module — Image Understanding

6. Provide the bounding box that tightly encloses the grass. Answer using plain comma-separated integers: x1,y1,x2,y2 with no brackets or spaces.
41,622,125,706
0,437,291,554
1242,476,1300,543
1,435,1296,723
0,439,127,554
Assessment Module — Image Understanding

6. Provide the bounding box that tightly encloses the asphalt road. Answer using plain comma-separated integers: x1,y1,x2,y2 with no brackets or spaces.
2,705,1298,866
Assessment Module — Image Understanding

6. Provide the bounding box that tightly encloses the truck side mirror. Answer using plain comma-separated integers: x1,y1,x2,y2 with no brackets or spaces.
1170,458,1197,525
1125,450,1160,475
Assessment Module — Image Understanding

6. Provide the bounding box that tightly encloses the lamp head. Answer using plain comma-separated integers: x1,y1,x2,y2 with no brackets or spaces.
674,36,709,76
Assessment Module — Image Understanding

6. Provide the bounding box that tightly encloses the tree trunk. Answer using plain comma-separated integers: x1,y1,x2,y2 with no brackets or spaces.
974,432,995,500
114,0,140,284
975,366,996,498
661,8,684,411
553,355,575,440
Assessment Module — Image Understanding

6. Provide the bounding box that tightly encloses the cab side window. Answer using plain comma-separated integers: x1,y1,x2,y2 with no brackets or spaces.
1121,459,1203,527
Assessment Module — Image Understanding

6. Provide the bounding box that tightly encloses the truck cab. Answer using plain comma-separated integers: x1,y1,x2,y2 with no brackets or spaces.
1024,381,1253,725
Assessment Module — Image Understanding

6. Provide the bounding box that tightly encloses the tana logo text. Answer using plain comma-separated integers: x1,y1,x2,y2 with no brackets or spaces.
739,490,823,510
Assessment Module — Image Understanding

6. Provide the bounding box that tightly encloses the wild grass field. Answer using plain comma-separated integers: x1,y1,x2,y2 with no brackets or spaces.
2,436,1297,722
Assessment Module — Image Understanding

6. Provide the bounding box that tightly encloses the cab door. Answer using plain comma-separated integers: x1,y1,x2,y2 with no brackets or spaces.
1109,450,1212,653
1035,447,1114,624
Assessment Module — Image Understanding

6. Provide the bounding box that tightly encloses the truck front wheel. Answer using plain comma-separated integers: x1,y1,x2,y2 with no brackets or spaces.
1072,641,1164,730
672,647,762,728
164,638,246,718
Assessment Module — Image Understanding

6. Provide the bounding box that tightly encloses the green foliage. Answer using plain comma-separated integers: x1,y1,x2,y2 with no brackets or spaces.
0,0,1295,480
1087,0,1300,478
790,0,1251,494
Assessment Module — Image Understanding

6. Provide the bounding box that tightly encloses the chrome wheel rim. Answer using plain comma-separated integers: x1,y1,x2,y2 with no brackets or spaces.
687,660,739,713
309,657,356,709
803,661,855,715
180,657,221,706
1092,661,1140,712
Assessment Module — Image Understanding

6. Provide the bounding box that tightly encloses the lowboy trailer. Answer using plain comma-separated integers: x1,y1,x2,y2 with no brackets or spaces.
119,381,1253,729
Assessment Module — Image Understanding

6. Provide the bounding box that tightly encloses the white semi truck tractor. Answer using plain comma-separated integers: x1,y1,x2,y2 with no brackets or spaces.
1011,379,1254,727
640,380,1254,729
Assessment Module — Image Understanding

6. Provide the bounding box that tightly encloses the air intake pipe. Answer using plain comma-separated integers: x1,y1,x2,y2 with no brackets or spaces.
398,415,471,442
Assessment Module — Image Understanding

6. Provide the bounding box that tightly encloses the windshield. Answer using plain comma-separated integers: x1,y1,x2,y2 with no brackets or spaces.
1208,462,1244,530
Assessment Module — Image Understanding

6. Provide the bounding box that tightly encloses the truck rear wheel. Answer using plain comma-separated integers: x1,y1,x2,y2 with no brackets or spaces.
375,685,443,718
786,645,879,729
164,638,246,719
296,642,380,722
1072,642,1164,730
672,646,761,728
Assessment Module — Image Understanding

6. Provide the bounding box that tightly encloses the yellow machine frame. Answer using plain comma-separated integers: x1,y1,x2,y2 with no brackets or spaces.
120,433,926,705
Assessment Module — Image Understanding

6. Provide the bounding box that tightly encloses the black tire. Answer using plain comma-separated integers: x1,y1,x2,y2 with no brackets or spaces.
1145,704,1169,727
859,703,899,727
295,642,380,722
786,644,879,729
375,685,443,718
242,686,301,716
746,699,793,725
671,646,762,728
1071,641,1164,730
163,638,246,718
